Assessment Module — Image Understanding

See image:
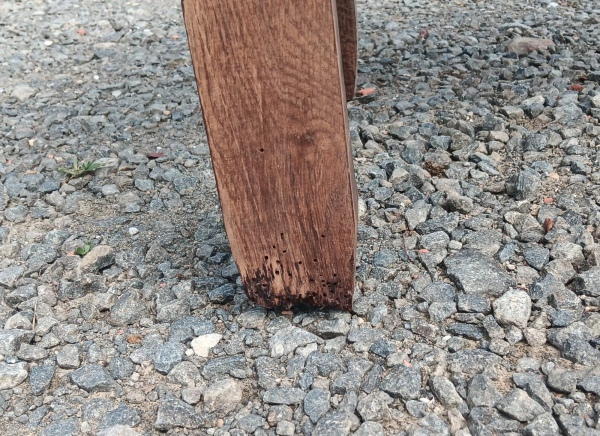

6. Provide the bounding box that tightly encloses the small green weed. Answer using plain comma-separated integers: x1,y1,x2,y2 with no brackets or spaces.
59,157,104,178
76,241,94,256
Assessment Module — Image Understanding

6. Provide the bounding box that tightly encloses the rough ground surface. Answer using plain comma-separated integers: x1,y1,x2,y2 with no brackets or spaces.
1,0,600,434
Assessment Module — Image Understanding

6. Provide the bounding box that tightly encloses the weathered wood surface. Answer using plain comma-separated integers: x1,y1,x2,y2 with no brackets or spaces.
182,0,358,309
337,0,358,100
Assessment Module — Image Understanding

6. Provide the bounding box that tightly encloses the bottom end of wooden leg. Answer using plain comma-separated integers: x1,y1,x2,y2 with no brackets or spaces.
242,280,354,312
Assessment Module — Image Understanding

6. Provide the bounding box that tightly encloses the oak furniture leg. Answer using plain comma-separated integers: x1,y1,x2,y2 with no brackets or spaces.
182,0,358,310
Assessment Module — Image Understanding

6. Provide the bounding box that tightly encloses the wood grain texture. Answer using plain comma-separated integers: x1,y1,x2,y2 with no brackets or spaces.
336,0,358,101
182,0,358,310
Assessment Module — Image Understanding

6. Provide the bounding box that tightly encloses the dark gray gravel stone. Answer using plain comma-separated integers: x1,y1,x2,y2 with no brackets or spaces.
108,291,148,326
523,246,550,270
39,418,79,436
379,364,422,400
468,406,520,435
108,357,135,380
304,389,330,423
207,283,236,304
30,365,56,396
70,364,114,392
495,389,545,422
263,387,305,405
447,349,501,374
201,355,246,379
506,169,541,200
98,405,141,429
467,374,502,408
445,250,514,297
457,294,491,313
153,342,185,374
523,413,560,436
547,369,577,394
154,393,203,430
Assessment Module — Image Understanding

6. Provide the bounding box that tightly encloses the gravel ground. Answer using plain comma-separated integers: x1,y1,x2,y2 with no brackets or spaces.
1,0,600,434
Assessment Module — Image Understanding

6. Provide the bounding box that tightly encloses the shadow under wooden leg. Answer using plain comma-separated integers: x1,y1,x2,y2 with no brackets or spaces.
182,0,358,310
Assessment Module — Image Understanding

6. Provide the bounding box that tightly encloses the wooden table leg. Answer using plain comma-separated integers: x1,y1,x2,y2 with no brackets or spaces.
182,0,358,310
337,0,358,101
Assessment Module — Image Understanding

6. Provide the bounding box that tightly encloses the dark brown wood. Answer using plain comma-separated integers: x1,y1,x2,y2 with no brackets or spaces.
336,0,358,101
182,0,358,310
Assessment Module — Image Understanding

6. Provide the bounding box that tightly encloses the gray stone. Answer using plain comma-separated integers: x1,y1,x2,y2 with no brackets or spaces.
523,328,547,347
12,84,37,101
78,245,115,273
203,378,242,413
153,342,185,374
406,400,429,418
523,413,560,436
0,361,28,390
276,420,295,436
379,364,422,400
456,294,491,313
312,411,356,436
0,329,33,357
419,282,456,303
467,374,502,408
167,361,203,386
201,355,246,379
495,389,545,421
304,389,331,423
468,407,521,434
493,289,531,328
445,250,514,297
30,365,55,395
0,266,25,288
428,302,457,322
263,387,305,405
156,299,190,323
70,364,114,392
237,414,266,433
97,425,142,436
98,405,141,430
447,323,485,340
108,291,147,326
237,307,267,328
523,247,550,270
316,319,350,338
524,379,554,411
372,249,397,267
269,327,321,357
207,283,236,303
354,421,384,436
430,376,463,409
578,376,600,395
39,418,78,436
572,267,600,297
109,357,134,380
547,369,577,393
506,169,541,200
57,344,80,369
561,338,600,366
4,206,27,223
550,241,584,266
154,393,203,430
447,349,501,374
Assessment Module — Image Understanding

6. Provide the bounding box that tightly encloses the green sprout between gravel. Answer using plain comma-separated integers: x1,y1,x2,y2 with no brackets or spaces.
59,157,104,178
75,241,94,256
